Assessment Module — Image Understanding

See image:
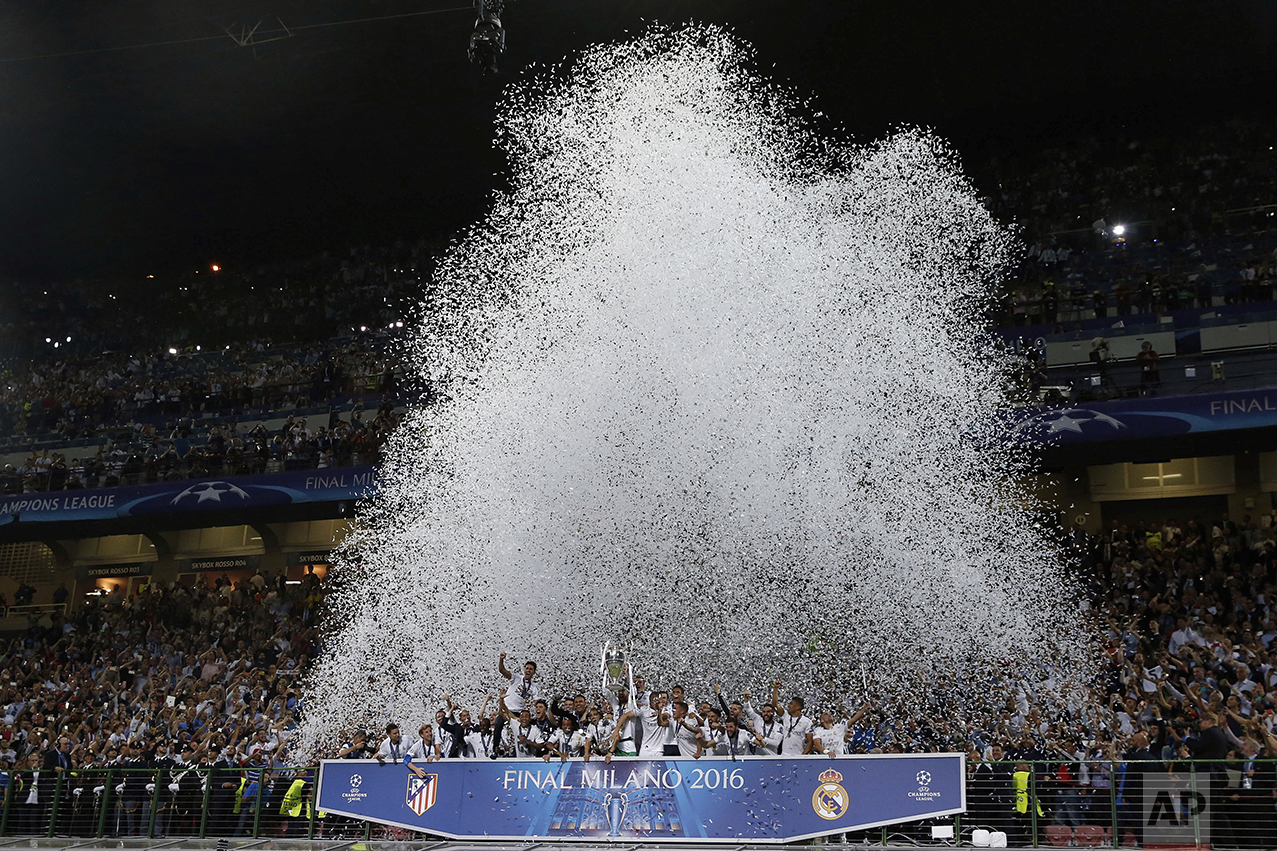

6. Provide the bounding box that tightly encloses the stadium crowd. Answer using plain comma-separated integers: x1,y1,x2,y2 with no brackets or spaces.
0,399,402,495
981,118,1277,245
0,121,1273,844
0,503,1273,842
0,569,323,837
983,117,1277,329
0,241,433,360
0,242,420,496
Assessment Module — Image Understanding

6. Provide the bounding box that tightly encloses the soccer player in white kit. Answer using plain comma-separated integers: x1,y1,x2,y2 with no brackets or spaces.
740,690,783,755
584,705,617,762
495,653,540,758
407,724,440,763
374,723,407,764
604,687,640,757
639,691,670,758
772,682,813,755
809,709,849,756
670,701,703,759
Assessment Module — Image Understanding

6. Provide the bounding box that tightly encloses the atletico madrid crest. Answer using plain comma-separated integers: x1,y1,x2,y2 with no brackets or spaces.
406,773,439,816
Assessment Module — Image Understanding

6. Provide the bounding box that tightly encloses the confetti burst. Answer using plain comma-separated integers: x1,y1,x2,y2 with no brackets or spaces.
300,24,1097,752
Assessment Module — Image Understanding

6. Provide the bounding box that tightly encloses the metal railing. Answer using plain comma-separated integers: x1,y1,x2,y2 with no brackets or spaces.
949,758,1274,849
0,759,1273,846
1,604,67,620
0,766,328,841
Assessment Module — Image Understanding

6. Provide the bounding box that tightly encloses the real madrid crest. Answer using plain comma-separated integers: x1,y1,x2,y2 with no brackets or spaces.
811,768,849,820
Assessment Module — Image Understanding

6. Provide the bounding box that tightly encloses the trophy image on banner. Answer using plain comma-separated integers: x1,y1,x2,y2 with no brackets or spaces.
605,792,629,837
601,641,633,694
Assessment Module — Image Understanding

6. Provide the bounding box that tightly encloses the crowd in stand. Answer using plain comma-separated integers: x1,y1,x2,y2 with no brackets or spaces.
0,241,422,495
0,507,1274,841
0,569,324,837
981,118,1277,250
0,335,402,440
980,117,1277,329
0,241,435,361
0,402,402,495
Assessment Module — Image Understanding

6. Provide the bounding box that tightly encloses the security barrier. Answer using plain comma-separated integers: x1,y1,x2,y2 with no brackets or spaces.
957,758,1274,849
0,759,1273,847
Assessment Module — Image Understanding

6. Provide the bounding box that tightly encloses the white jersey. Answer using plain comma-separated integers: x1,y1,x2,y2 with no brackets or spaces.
701,725,724,754
515,722,546,758
407,738,438,762
544,729,569,757
714,729,751,758
742,705,782,755
672,716,700,758
611,695,639,750
779,714,814,755
374,736,408,762
566,728,588,758
587,719,616,755
468,729,496,759
504,674,541,714
811,721,847,754
639,706,668,757
497,723,517,757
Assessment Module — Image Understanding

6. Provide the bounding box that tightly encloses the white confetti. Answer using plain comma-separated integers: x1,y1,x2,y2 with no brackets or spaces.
300,25,1096,753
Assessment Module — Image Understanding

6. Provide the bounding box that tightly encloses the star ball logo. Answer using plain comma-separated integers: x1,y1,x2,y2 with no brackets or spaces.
909,767,941,801
343,772,368,803
169,480,252,506
1013,407,1126,441
812,768,849,821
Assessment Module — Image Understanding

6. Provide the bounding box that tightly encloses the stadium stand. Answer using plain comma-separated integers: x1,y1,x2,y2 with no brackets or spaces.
0,122,1274,844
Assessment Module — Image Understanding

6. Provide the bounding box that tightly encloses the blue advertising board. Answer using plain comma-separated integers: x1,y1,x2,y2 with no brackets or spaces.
1008,388,1277,446
0,467,376,524
316,755,965,843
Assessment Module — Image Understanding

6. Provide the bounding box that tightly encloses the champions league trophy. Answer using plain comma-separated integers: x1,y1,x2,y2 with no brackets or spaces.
604,792,628,837
601,641,629,694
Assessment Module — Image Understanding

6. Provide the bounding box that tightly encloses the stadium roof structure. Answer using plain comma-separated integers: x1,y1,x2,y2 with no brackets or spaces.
1,1,1273,280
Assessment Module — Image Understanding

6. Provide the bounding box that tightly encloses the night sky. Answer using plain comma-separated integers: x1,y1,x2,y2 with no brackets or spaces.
1,0,1272,281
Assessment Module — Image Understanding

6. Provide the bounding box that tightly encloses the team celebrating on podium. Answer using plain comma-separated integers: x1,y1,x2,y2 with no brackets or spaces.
355,652,869,764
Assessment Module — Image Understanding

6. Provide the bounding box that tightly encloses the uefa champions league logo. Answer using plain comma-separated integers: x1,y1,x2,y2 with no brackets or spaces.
343,773,368,802
1011,407,1126,441
169,480,252,505
909,768,942,801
